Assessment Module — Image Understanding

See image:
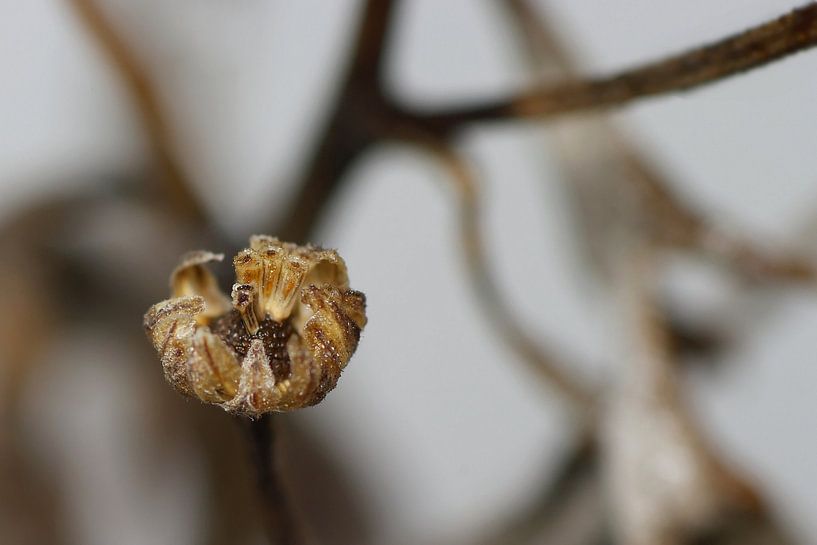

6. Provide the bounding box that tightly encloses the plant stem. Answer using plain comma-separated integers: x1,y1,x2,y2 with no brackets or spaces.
244,415,302,545
418,3,817,129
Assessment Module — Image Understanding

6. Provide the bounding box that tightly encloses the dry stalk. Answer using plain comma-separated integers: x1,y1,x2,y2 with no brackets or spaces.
420,3,817,129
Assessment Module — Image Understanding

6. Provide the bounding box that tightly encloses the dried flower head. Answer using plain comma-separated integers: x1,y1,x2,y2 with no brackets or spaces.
144,235,367,416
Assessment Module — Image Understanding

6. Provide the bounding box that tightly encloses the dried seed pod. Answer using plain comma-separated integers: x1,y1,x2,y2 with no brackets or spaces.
144,236,367,417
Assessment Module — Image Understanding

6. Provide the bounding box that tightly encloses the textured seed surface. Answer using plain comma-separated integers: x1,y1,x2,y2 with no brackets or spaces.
210,310,293,381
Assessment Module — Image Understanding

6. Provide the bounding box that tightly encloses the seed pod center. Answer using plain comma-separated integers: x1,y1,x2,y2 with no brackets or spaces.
210,310,293,381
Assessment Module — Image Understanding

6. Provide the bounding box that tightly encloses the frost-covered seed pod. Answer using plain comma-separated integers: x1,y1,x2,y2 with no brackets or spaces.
143,236,367,417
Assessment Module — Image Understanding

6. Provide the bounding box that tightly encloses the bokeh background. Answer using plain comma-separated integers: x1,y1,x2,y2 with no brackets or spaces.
2,1,817,544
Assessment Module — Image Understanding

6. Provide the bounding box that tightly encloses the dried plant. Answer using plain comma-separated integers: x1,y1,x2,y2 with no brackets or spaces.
3,1,817,544
144,238,367,416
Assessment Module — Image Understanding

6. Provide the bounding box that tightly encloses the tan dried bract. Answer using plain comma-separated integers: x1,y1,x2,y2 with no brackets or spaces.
143,236,367,416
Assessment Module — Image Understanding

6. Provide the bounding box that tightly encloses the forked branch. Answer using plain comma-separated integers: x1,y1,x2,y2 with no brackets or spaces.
501,0,817,288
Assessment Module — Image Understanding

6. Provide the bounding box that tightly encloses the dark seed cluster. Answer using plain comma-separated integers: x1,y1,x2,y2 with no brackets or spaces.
210,310,293,381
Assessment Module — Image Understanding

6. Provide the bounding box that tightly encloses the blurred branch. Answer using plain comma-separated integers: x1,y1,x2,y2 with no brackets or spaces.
500,0,817,322
0,241,68,544
606,246,789,545
66,0,208,226
498,3,804,542
194,412,261,545
276,0,817,291
613,139,817,286
276,0,402,242
349,0,400,84
415,137,595,414
418,3,817,130
498,0,706,255
0,428,69,545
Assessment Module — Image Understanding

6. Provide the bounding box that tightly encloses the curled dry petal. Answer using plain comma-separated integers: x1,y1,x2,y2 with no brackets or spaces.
143,295,205,398
170,251,231,322
143,237,366,416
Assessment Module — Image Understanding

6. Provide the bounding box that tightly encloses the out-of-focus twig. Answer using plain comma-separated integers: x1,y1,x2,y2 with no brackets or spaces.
66,0,208,226
276,0,401,242
419,3,817,130
501,0,817,327
0,429,69,545
605,246,791,545
0,242,68,544
415,137,595,414
499,4,803,543
193,411,261,545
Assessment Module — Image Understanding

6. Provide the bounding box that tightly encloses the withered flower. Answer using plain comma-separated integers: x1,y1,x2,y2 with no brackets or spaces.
144,235,367,417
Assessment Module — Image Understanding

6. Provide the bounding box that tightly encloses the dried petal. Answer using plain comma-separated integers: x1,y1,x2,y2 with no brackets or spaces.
301,284,366,371
258,285,369,410
170,251,230,322
143,295,205,397
189,328,241,402
270,335,323,410
225,339,277,416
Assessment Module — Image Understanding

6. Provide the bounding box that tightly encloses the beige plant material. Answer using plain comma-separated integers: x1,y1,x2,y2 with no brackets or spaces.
144,236,367,417
603,248,779,545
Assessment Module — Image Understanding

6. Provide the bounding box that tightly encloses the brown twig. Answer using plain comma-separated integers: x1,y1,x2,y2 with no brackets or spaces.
606,246,785,545
276,0,401,242
418,3,817,130
244,416,302,545
66,0,208,225
501,0,817,306
498,0,705,249
277,1,817,265
415,138,595,414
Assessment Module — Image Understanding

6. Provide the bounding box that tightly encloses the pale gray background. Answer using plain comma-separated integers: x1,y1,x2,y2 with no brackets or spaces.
2,1,817,544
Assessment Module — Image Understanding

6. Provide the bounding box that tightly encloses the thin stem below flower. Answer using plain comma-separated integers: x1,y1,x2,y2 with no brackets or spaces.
243,416,302,545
